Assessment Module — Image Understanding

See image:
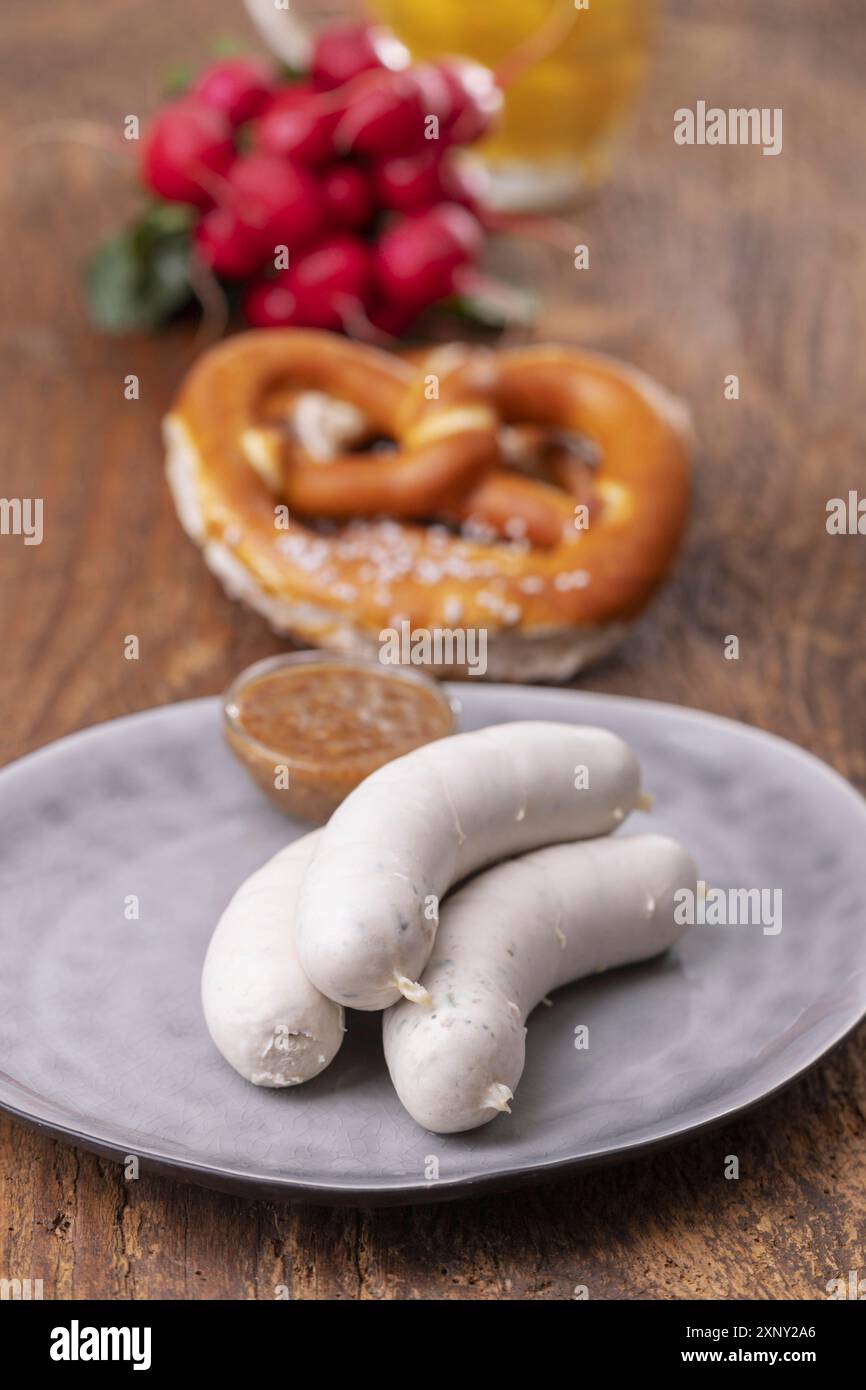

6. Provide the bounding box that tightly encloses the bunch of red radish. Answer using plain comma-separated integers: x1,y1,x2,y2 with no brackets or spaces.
140,21,504,337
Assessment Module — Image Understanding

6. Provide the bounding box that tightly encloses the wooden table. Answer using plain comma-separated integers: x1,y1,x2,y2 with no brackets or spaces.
1,0,864,1300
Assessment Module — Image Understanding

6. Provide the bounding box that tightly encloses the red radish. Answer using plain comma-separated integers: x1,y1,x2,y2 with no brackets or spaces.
437,58,503,144
373,150,489,215
332,64,450,159
243,281,302,329
438,154,491,215
331,70,419,158
282,234,372,329
256,84,336,165
193,57,275,126
373,202,484,312
373,150,443,213
225,153,329,255
322,164,374,230
411,62,455,130
311,22,410,92
367,298,415,339
194,206,267,279
140,98,234,206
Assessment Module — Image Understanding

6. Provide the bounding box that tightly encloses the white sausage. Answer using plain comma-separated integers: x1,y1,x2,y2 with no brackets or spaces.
383,833,696,1133
296,722,645,1010
201,832,345,1086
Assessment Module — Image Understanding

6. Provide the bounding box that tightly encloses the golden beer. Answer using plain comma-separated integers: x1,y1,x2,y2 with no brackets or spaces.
371,0,658,206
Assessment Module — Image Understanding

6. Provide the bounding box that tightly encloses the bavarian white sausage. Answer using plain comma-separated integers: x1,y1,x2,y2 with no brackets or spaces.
296,722,645,1010
201,832,345,1086
383,833,696,1133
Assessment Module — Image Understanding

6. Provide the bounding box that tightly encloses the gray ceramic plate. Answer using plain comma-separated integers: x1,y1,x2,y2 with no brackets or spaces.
1,687,865,1205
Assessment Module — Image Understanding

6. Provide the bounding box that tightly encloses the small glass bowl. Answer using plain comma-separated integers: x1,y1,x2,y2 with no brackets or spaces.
223,650,457,824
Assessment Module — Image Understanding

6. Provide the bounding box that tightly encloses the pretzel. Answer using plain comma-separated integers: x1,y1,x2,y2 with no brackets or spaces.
399,343,688,550
166,330,689,680
206,331,500,518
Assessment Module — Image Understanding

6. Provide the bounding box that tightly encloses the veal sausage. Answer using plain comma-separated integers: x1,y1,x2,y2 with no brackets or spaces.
383,833,697,1132
296,721,645,1010
201,832,345,1086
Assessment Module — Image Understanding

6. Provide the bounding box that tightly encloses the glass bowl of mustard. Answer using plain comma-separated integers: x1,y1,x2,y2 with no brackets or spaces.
223,650,458,824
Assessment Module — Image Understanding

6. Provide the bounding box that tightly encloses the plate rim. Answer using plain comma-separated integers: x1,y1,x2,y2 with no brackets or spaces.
2,686,865,1205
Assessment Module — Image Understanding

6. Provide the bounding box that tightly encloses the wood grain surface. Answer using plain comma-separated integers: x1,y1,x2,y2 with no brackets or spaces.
1,0,865,1300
